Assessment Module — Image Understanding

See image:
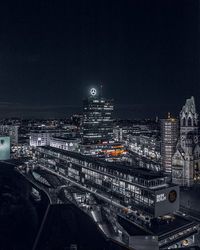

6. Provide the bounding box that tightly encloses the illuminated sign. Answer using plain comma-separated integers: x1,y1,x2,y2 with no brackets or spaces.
90,88,97,96
0,136,10,160
156,193,166,202
168,190,177,203
182,239,189,246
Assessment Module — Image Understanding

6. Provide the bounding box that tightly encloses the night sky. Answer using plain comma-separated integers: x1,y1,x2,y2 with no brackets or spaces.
0,0,199,118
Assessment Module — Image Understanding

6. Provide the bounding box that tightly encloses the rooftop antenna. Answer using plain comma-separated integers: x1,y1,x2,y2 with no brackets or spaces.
100,82,103,97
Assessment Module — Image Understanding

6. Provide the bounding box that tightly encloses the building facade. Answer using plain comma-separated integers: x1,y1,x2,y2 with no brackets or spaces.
161,115,178,173
30,129,68,147
50,136,81,152
128,133,161,161
30,132,50,147
81,88,114,145
172,96,200,186
0,125,18,145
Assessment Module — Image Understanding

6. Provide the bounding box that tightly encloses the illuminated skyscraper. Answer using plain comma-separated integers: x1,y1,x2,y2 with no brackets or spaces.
81,88,114,145
161,113,178,173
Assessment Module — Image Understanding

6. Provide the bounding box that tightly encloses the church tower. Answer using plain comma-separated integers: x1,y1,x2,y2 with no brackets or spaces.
172,96,200,186
179,96,198,151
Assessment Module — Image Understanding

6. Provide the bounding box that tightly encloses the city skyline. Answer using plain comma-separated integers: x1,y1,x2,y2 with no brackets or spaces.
1,1,200,249
0,91,199,119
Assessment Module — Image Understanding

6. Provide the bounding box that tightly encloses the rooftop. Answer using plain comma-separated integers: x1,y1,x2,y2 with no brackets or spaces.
38,146,166,181
118,214,197,238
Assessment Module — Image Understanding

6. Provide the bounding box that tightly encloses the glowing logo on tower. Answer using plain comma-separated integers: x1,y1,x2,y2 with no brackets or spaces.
90,88,97,96
168,190,177,203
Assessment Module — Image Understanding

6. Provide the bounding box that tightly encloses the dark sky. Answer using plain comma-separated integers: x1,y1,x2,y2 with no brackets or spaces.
0,0,199,118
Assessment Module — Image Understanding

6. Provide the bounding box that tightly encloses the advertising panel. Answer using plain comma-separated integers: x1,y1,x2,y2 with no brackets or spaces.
154,185,179,217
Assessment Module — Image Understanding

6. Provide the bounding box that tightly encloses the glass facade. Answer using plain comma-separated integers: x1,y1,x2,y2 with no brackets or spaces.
36,146,179,218
82,96,114,144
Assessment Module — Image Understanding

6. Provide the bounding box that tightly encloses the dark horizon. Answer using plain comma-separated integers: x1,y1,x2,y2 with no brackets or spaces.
0,0,199,118
0,96,198,120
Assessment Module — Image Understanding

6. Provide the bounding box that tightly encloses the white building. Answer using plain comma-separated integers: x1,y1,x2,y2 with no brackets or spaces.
50,136,80,151
30,132,50,147
113,126,123,142
127,133,161,161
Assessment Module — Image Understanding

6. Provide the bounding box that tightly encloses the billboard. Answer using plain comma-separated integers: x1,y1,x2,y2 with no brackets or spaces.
154,185,179,217
0,136,10,160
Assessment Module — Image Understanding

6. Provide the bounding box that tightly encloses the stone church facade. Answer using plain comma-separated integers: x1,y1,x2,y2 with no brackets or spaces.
172,96,200,186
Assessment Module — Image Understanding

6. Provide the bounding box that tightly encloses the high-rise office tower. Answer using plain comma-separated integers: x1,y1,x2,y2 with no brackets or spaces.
81,87,114,145
172,96,200,186
161,113,178,173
